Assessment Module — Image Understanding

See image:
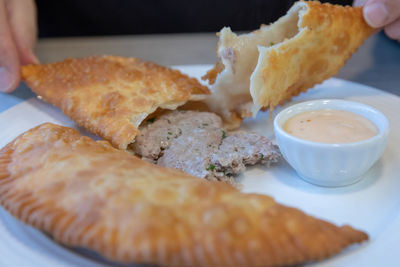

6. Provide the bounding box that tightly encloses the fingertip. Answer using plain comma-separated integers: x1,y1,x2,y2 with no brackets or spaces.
21,49,39,65
363,2,389,28
32,54,40,64
0,66,20,93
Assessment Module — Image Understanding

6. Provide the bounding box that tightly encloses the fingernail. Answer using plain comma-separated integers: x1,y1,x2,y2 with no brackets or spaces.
31,54,40,64
364,3,389,27
25,50,40,64
0,67,13,92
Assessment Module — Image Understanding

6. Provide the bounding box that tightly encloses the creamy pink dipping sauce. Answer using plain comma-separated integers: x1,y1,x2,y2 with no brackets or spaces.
283,109,379,143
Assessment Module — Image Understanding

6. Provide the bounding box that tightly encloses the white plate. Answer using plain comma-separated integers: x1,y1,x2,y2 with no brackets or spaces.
0,65,399,267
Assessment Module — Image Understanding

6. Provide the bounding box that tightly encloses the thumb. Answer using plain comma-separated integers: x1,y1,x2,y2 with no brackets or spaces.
363,0,400,28
0,0,20,93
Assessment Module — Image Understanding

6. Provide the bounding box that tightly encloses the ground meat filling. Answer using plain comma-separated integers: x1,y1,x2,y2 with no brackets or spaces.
131,111,280,182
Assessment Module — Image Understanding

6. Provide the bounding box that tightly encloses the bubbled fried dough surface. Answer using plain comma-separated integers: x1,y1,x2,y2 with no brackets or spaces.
0,123,367,267
21,56,210,150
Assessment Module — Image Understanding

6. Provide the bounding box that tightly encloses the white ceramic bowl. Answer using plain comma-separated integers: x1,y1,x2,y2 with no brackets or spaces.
274,99,389,187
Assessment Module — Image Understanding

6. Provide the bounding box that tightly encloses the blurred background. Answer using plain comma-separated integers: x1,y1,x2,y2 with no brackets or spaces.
28,0,399,98
36,0,353,37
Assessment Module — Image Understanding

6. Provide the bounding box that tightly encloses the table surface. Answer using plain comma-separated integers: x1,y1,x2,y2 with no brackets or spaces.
1,31,399,113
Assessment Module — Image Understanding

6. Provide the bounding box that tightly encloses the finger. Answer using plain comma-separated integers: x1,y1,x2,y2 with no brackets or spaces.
363,0,400,28
384,18,400,41
6,0,38,65
0,0,20,93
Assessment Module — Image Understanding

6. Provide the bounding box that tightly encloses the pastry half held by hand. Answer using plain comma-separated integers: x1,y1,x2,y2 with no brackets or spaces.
203,1,374,120
0,123,368,267
21,56,210,150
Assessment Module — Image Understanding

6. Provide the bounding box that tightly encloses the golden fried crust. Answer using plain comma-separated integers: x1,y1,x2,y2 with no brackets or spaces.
0,123,368,267
202,61,224,85
250,1,374,113
203,1,373,120
21,56,210,150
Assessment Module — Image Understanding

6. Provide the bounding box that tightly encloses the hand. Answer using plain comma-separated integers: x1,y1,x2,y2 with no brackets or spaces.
354,0,400,41
0,0,38,93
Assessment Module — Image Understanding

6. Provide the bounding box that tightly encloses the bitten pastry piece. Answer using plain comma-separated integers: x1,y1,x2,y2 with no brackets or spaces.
21,56,210,150
0,123,368,267
203,1,374,120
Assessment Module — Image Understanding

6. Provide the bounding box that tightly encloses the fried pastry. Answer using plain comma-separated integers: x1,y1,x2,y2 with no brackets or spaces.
203,1,374,120
0,123,368,267
21,56,210,150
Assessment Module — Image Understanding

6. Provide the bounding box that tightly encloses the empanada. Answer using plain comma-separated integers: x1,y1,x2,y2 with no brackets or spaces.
21,56,210,150
203,1,374,119
0,123,368,267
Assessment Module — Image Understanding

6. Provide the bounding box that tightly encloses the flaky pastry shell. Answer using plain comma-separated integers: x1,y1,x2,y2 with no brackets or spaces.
21,56,210,150
203,1,374,119
0,123,368,267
